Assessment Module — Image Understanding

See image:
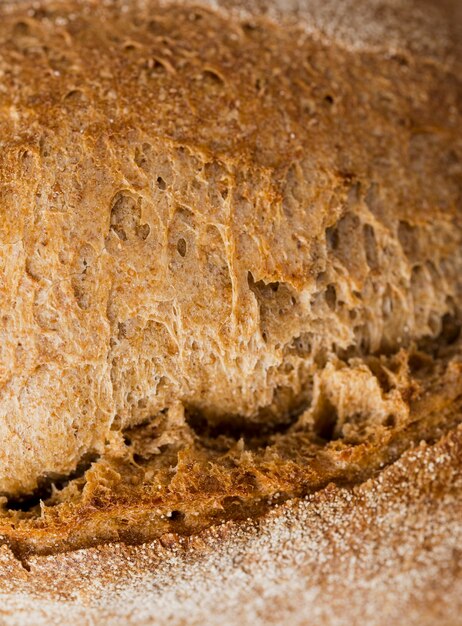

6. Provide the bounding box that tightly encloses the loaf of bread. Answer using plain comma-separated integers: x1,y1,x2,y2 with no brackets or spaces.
0,0,461,623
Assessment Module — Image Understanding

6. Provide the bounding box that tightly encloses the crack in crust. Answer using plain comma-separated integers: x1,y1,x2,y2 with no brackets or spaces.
1,424,462,626
1,332,462,559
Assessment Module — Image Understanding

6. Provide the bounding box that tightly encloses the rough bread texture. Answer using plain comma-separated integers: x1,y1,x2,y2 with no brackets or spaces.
0,0,461,498
0,8,461,625
0,427,462,626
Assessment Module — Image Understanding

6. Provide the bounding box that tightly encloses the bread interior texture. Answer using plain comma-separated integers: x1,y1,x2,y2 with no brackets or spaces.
0,0,461,559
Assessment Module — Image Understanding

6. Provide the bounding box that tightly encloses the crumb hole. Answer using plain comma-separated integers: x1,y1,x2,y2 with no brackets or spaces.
13,21,31,36
151,58,167,73
398,220,419,258
325,284,337,311
201,69,224,86
110,191,141,241
147,19,163,33
384,414,396,428
136,223,151,240
390,54,409,66
408,351,432,373
325,224,339,250
313,397,339,441
363,223,379,270
176,238,187,257
64,89,87,104
242,21,258,35
440,313,461,345
123,42,138,53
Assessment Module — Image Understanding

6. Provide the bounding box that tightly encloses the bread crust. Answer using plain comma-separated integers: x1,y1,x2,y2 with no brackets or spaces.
1,426,462,625
0,0,461,495
0,1,461,623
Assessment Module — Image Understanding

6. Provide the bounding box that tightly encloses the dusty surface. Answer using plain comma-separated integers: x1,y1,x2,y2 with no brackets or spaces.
0,426,461,625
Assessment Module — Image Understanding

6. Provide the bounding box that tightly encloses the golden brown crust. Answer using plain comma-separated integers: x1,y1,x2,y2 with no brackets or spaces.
1,426,462,625
0,0,461,496
0,2,461,622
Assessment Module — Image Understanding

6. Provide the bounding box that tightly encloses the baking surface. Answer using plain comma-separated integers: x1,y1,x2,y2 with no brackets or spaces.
1,425,462,625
